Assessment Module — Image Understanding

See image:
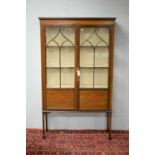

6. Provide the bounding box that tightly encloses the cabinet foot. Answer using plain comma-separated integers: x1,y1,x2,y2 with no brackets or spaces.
43,134,46,139
109,135,112,140
45,113,48,132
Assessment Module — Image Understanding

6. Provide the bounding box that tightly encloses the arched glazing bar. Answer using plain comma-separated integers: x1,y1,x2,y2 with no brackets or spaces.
80,28,109,88
46,28,75,88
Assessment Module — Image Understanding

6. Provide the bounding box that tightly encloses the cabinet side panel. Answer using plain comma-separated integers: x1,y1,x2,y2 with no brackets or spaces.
40,25,47,109
75,28,80,110
79,90,108,110
108,26,115,110
46,89,75,110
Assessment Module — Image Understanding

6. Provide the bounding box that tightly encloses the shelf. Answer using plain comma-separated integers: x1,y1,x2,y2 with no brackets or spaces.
80,88,108,90
80,66,109,68
46,67,74,69
46,45,109,48
94,85,108,88
80,86,93,88
43,109,112,113
80,46,109,48
80,86,108,89
46,45,74,47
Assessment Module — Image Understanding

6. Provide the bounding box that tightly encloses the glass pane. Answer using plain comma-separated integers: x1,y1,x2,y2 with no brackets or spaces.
80,28,109,47
45,27,75,88
61,69,74,88
80,68,93,88
94,69,108,88
46,28,75,46
80,27,109,89
95,47,109,67
80,47,94,67
46,47,59,67
61,47,74,67
46,69,60,88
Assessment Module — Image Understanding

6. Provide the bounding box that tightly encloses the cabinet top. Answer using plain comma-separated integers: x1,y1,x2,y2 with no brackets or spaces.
39,17,116,20
39,18,116,26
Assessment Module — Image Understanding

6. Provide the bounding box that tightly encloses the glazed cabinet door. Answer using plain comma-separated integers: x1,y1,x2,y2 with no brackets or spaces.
45,27,75,109
79,27,110,110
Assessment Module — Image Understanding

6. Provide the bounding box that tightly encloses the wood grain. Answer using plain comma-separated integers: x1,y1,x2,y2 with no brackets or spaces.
46,89,75,109
40,19,115,27
79,90,108,110
40,26,47,109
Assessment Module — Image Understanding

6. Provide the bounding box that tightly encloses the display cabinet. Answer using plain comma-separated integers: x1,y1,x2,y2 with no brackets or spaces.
39,18,116,140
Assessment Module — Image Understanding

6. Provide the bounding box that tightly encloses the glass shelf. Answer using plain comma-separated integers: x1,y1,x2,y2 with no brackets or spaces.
46,67,74,69
80,67,109,68
46,45,75,47
80,45,108,47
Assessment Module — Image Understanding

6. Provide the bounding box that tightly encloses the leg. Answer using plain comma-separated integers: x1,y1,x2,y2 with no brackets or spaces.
42,112,46,139
45,113,48,132
107,112,112,140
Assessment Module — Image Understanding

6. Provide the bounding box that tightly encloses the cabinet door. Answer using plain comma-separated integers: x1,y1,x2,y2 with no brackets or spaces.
45,27,75,109
79,27,109,110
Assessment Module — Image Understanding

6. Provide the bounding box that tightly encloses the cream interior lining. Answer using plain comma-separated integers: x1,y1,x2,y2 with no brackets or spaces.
46,69,60,88
61,69,74,88
80,69,93,88
94,69,108,88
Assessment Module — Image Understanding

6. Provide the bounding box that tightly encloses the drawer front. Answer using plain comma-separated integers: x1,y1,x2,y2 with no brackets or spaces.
79,90,108,110
46,89,75,110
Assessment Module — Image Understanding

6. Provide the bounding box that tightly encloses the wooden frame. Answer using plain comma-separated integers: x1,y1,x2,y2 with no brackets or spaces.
40,18,116,140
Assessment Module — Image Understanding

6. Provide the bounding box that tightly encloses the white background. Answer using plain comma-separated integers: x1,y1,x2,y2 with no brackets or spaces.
26,0,129,130
0,0,155,155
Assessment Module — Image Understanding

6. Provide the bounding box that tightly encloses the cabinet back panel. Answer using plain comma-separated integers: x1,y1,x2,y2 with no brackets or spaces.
46,89,75,109
79,90,108,110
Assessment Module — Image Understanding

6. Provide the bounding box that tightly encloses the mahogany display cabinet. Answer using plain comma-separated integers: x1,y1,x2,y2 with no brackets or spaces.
39,18,116,140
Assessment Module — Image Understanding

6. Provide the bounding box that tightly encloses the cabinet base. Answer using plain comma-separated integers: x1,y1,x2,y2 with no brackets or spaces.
42,111,112,140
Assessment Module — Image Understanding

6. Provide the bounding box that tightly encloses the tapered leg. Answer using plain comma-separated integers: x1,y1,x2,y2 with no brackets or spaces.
42,112,46,139
107,112,112,140
45,113,48,132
